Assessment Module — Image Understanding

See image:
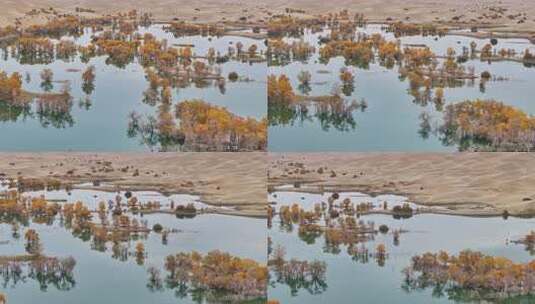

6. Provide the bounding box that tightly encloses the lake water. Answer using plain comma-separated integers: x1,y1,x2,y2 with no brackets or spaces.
268,189,535,303
0,24,266,151
0,185,266,304
268,25,535,152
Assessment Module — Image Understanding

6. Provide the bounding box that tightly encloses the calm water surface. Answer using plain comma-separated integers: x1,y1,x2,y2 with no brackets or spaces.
0,186,266,304
268,25,535,152
0,24,266,151
269,189,535,303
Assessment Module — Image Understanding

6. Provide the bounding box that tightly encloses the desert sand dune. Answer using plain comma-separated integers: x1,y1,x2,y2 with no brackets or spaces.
269,0,535,32
1,0,534,33
0,0,271,26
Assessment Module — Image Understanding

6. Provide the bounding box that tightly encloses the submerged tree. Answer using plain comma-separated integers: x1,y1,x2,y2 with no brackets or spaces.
269,244,328,295
175,99,267,151
157,250,267,300
297,70,312,95
515,231,535,255
439,99,535,151
403,250,535,300
268,74,295,105
24,229,42,255
81,65,96,95
146,266,163,292
0,71,23,103
135,242,145,265
36,82,74,128
40,68,54,92
339,67,355,96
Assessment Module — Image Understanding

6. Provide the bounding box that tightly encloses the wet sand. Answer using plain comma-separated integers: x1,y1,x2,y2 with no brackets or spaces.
269,153,535,216
0,152,267,217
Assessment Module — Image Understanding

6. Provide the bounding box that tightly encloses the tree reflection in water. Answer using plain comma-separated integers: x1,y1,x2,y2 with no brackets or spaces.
268,96,364,132
269,245,328,296
0,256,76,291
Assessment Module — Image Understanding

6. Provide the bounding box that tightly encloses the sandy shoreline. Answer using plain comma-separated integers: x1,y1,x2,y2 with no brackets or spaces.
0,152,267,217
268,153,535,216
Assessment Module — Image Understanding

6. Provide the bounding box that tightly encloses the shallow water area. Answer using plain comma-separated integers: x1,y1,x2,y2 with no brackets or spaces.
0,24,266,151
0,186,266,304
268,25,535,152
269,189,535,303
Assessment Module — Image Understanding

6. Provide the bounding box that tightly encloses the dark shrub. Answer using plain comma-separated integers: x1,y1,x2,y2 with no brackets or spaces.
379,224,389,234
228,72,239,81
153,223,163,232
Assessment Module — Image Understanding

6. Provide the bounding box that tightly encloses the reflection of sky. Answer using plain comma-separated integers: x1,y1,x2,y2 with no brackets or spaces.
138,24,267,54
0,24,266,151
283,25,535,55
269,189,535,304
270,188,414,209
269,25,535,152
22,188,205,209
